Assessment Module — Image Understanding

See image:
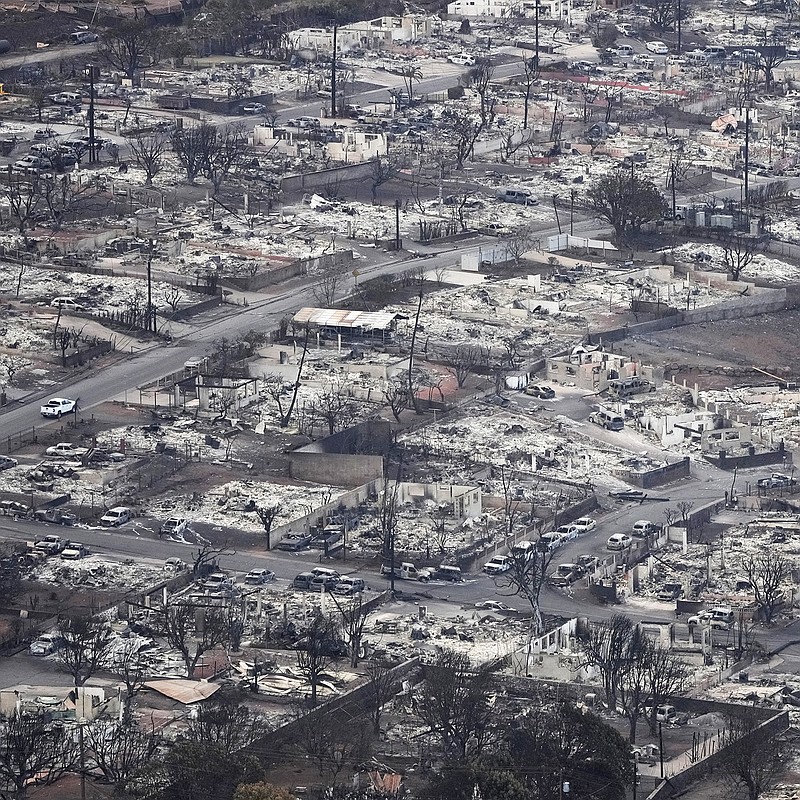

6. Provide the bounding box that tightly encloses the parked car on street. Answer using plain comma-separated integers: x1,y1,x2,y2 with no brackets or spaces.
34,535,68,553
100,506,132,527
244,569,275,585
333,575,366,595
573,517,597,533
607,533,632,550
555,524,580,542
61,543,88,559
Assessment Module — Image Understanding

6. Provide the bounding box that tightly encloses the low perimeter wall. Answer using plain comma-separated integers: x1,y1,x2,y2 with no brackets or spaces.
627,457,691,489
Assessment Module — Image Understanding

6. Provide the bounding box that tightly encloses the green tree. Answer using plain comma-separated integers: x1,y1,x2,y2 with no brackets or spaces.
417,649,497,759
161,741,263,800
100,20,163,79
510,702,634,800
587,170,666,241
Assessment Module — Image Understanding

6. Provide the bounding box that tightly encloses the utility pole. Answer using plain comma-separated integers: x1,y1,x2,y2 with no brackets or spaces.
79,719,87,800
671,162,677,219
570,188,576,235
85,64,96,164
676,0,682,54
552,194,562,234
330,25,338,118
395,198,401,250
744,105,750,206
534,2,540,70
146,239,154,333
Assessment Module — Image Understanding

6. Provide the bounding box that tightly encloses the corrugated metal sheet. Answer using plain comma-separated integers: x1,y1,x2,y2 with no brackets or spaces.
144,680,221,704
293,307,399,330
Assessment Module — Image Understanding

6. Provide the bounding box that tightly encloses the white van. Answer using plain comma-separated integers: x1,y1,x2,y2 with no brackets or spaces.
607,533,632,551
589,409,625,431
685,50,709,66
617,44,635,58
704,45,726,60
632,520,659,537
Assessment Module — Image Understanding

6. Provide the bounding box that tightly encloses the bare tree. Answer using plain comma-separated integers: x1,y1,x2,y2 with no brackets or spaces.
644,642,689,734
721,707,785,800
294,702,371,789
380,475,401,587
163,285,182,313
466,58,496,128
159,600,232,677
365,659,397,734
370,153,404,203
41,173,98,232
430,503,452,555
498,464,522,536
442,110,484,169
601,84,624,124
311,259,346,306
580,81,601,123
295,614,342,707
310,379,360,436
416,649,497,759
722,233,759,280
191,540,235,576
255,504,283,551
496,538,554,636
755,41,786,91
86,718,159,794
677,500,694,542
266,325,309,428
329,591,369,668
206,123,249,194
2,170,44,239
521,56,540,130
615,626,651,743
186,688,270,753
55,613,113,686
128,132,169,186
644,0,693,30
113,640,149,722
503,226,535,266
0,710,78,798
743,552,791,623
384,373,411,421
446,344,484,388
578,614,637,709
172,123,216,184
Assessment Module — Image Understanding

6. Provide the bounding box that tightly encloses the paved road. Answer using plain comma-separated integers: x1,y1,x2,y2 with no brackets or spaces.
0,42,98,71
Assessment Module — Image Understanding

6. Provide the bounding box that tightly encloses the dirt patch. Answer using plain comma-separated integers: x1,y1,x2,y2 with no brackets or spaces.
624,309,800,390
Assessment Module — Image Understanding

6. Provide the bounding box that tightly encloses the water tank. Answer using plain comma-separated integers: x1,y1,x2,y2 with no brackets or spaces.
0,41,12,55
